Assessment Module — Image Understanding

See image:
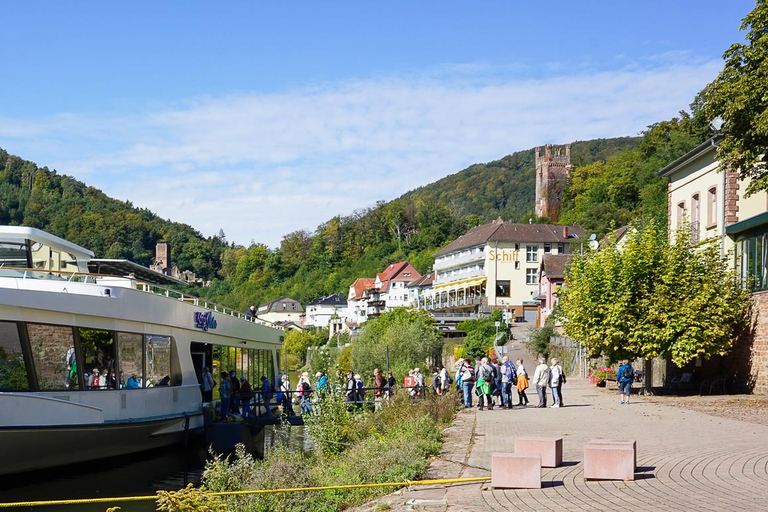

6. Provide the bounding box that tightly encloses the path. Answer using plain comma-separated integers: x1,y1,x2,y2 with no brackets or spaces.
351,372,768,511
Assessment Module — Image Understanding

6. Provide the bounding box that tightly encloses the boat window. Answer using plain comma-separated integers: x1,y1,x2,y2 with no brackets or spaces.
118,332,144,389
0,242,30,268
79,329,116,390
146,335,172,388
27,324,76,391
0,321,30,391
29,241,79,274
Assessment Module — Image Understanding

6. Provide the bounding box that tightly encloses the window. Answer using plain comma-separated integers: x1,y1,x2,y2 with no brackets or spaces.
526,245,538,263
691,194,700,242
736,230,768,292
146,335,172,387
0,321,30,391
118,332,143,388
677,201,686,228
27,324,75,391
0,242,29,268
514,243,520,251
708,187,717,227
79,328,116,390
558,243,565,254
526,268,538,285
496,280,510,297
544,243,551,253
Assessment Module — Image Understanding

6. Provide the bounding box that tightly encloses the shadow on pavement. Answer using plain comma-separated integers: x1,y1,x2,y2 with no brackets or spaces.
542,481,564,488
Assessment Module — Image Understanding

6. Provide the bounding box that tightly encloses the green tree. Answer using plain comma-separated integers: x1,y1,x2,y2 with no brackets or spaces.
350,308,442,381
695,0,768,196
558,223,751,366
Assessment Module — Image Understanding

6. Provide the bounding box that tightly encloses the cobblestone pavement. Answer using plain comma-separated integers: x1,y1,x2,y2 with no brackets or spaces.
350,378,768,512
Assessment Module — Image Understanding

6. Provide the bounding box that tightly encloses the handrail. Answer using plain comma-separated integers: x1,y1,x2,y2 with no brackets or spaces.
0,266,279,329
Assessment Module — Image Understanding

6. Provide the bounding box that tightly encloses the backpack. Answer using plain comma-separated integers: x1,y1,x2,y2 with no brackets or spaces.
479,364,492,381
622,365,635,382
446,374,453,385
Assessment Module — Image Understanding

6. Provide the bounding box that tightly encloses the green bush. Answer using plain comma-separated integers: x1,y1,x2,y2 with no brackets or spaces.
199,388,459,512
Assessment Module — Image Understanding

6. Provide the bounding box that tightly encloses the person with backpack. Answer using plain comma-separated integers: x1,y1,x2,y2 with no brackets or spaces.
617,360,635,404
476,357,494,410
501,355,518,409
458,359,475,408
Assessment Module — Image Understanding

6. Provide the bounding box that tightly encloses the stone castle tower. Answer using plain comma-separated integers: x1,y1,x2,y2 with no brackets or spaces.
151,241,171,275
535,144,572,221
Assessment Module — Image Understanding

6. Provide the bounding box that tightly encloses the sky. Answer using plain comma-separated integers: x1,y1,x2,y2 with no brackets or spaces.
0,1,758,248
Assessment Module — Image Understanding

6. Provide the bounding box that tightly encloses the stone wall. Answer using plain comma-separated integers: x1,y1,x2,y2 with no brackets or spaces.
747,290,768,395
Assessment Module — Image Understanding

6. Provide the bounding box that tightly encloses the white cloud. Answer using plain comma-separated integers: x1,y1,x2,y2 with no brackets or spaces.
0,59,722,247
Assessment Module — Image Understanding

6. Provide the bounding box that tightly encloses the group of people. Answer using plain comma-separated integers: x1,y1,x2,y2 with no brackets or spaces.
454,355,565,410
202,367,274,421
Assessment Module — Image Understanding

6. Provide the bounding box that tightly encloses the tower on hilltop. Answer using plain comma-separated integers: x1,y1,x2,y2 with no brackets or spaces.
535,144,571,221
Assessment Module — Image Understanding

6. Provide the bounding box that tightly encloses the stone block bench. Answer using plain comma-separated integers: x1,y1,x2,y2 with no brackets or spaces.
491,453,541,489
514,436,563,468
584,439,636,481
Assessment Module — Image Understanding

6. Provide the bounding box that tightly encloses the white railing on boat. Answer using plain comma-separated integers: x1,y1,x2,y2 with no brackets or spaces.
0,266,280,329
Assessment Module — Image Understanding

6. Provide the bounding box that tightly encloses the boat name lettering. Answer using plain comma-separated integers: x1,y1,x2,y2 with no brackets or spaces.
194,311,218,331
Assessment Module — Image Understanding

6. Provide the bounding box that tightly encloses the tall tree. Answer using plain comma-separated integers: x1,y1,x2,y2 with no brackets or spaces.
558,223,751,367
695,0,768,195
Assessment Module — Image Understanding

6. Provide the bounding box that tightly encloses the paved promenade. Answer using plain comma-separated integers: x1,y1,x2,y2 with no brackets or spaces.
353,376,768,511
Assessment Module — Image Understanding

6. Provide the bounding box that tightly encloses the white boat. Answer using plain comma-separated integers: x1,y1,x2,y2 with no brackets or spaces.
0,226,283,474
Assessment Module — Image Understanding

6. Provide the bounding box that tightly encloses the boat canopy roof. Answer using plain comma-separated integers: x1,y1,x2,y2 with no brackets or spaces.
89,259,189,287
0,226,94,260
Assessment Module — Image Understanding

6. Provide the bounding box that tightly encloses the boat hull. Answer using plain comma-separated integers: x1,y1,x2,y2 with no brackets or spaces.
0,414,202,475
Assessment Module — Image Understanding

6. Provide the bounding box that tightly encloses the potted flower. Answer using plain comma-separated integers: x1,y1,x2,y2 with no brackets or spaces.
589,367,617,387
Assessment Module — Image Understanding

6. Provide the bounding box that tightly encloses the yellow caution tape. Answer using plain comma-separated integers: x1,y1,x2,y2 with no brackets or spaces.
0,476,491,508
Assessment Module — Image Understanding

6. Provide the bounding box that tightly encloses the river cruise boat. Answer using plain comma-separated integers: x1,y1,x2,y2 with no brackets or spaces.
0,226,283,475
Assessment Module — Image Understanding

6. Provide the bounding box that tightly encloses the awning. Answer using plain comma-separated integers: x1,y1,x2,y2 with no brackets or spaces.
433,276,487,292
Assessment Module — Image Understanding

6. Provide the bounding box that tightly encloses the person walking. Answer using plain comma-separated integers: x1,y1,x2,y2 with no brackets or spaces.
501,355,517,409
239,377,255,419
386,370,396,399
532,357,550,408
260,376,274,417
617,360,635,404
279,373,294,416
219,372,232,420
439,365,450,395
476,357,494,410
549,358,564,408
201,366,214,402
373,368,386,410
458,359,475,408
516,359,529,406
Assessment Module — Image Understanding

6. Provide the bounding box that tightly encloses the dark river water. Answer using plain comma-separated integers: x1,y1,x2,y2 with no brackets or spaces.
0,425,310,512
0,441,210,512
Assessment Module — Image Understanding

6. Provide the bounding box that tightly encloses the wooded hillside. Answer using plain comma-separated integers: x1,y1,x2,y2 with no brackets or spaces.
0,116,712,311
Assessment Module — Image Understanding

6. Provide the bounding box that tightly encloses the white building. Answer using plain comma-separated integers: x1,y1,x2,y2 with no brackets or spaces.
305,293,348,329
418,218,583,324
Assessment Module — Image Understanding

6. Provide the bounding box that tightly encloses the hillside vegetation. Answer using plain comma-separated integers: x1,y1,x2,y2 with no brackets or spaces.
0,115,712,310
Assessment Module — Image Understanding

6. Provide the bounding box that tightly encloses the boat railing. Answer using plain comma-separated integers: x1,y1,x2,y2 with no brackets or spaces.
0,265,280,329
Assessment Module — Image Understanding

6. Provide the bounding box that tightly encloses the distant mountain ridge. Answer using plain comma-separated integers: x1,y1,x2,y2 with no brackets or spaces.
402,137,641,222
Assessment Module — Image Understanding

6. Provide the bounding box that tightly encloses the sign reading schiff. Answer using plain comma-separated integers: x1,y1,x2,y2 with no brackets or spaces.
488,249,519,262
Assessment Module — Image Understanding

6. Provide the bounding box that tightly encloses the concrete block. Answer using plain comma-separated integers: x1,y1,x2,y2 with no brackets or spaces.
587,439,636,469
491,452,541,489
514,436,563,468
584,444,635,481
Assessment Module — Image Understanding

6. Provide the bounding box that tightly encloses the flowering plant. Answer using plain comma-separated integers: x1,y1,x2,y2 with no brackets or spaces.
589,367,617,385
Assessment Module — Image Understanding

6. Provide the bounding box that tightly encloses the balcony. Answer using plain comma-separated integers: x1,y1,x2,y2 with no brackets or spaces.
434,249,485,272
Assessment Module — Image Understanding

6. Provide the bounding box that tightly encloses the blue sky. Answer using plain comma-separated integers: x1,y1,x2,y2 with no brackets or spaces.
0,1,757,247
